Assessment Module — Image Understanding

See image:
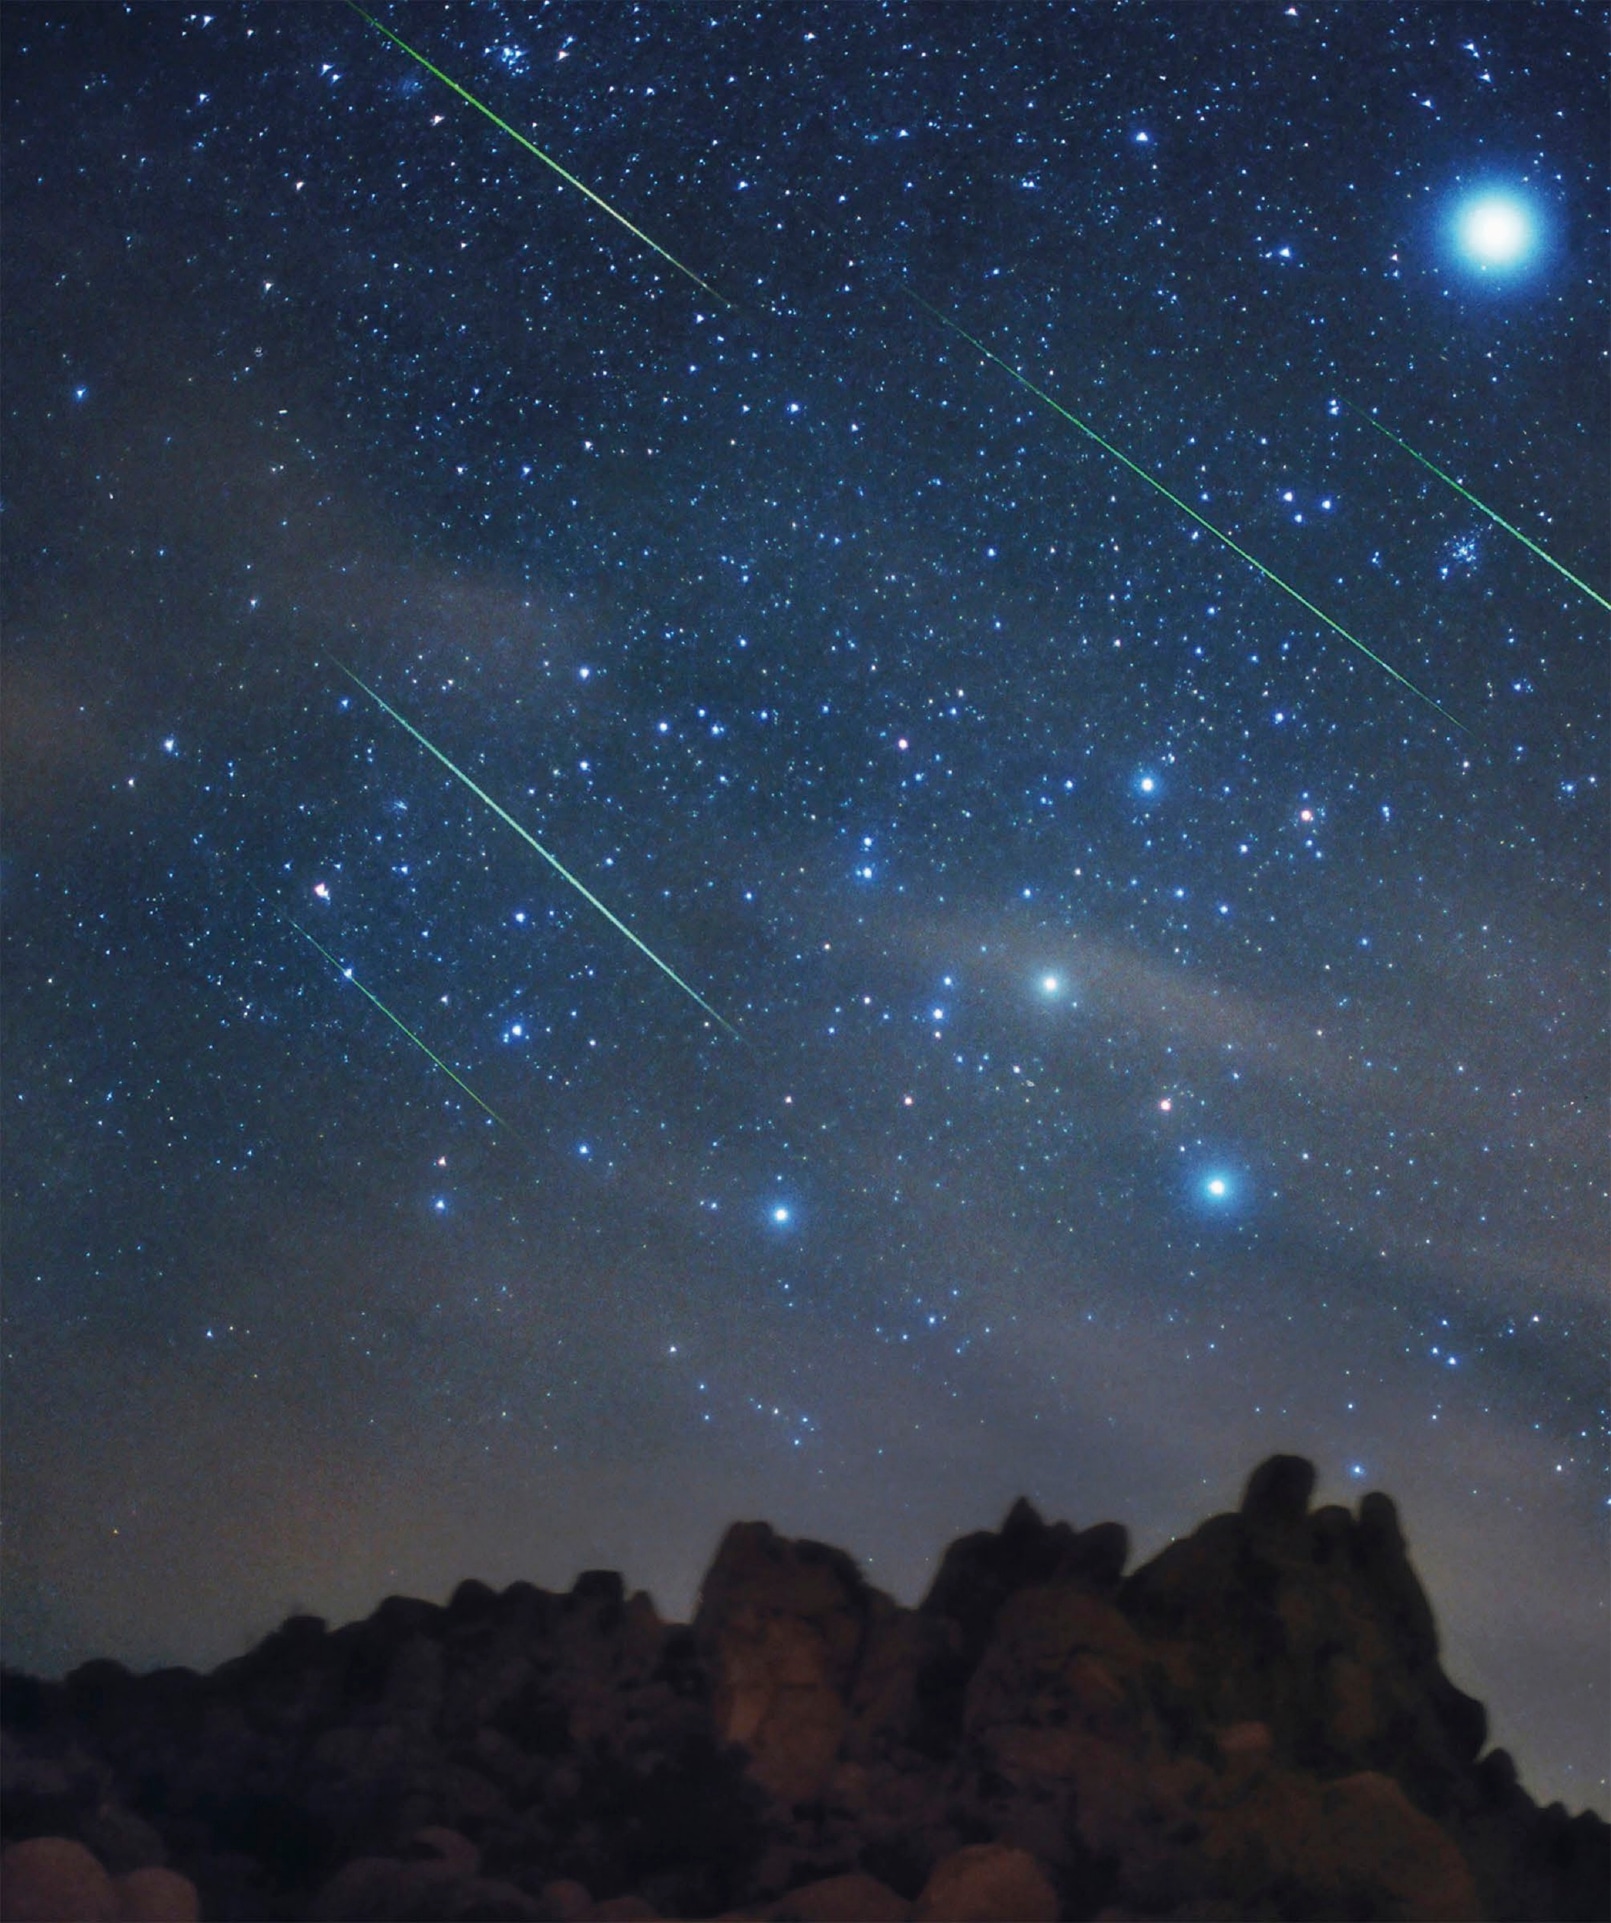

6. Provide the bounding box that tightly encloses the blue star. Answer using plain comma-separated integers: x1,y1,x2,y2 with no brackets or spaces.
1196,1169,1245,1212
1457,193,1533,266
766,1196,800,1233
1447,188,1545,278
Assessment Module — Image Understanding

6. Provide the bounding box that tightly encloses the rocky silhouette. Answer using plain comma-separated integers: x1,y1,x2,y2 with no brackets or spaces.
1,1457,1605,1922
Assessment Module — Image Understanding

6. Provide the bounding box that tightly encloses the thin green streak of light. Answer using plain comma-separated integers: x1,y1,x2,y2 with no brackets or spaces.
347,3,727,306
909,291,1470,736
1344,400,1610,614
285,918,503,1123
335,665,739,1039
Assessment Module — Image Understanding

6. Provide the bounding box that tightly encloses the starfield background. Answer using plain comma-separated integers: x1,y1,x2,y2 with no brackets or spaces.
1,0,1606,1827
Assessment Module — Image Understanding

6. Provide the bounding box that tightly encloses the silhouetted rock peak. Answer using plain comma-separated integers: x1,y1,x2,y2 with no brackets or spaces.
446,1579,498,1622
1240,1451,1316,1529
1,1457,1605,1923
999,1495,1047,1542
917,1496,1131,1695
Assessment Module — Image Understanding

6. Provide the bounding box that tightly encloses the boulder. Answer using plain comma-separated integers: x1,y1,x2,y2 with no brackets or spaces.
110,1868,200,1922
410,1825,480,1875
1201,1766,1482,1921
1240,1453,1316,1532
1214,1720,1274,1767
1066,1521,1130,1593
306,1854,411,1922
1320,1773,1484,1921
718,1870,912,1920
1355,1491,1440,1667
843,1597,962,1762
920,1501,1080,1665
536,1881,594,1921
448,1579,500,1623
307,1851,544,1922
0,1837,119,1923
695,1523,870,1803
964,1580,1151,1753
912,1844,1059,1922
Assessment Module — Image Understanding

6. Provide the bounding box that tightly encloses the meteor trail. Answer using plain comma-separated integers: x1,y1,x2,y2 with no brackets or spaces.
335,664,740,1040
909,292,1471,736
284,917,503,1124
1344,400,1610,613
346,4,727,307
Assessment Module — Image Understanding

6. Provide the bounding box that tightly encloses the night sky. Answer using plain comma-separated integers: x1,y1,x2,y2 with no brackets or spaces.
3,3,1606,1815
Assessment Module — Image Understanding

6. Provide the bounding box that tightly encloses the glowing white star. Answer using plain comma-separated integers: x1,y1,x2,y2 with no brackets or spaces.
1454,192,1535,269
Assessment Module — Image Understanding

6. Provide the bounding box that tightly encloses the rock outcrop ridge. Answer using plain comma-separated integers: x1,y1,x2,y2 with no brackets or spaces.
2,1456,1605,1921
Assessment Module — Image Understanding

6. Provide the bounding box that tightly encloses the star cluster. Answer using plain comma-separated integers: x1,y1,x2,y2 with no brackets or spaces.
2,3,1605,1811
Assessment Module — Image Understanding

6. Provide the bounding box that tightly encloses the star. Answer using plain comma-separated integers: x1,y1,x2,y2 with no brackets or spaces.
1452,191,1537,271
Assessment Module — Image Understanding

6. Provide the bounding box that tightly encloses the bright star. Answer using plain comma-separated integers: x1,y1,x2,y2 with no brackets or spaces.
1459,195,1530,265
1451,190,1539,272
1041,975,1060,994
772,1206,790,1224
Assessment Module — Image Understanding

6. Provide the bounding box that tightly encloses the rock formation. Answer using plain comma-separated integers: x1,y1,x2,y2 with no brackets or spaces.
2,1457,1605,1921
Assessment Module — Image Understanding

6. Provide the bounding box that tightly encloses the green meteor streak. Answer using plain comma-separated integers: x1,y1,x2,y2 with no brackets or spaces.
285,917,503,1124
335,664,739,1040
909,291,1470,736
347,3,727,307
1344,400,1610,614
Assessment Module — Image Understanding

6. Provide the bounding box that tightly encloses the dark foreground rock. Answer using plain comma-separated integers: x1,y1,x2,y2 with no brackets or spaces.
2,1457,1605,1922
